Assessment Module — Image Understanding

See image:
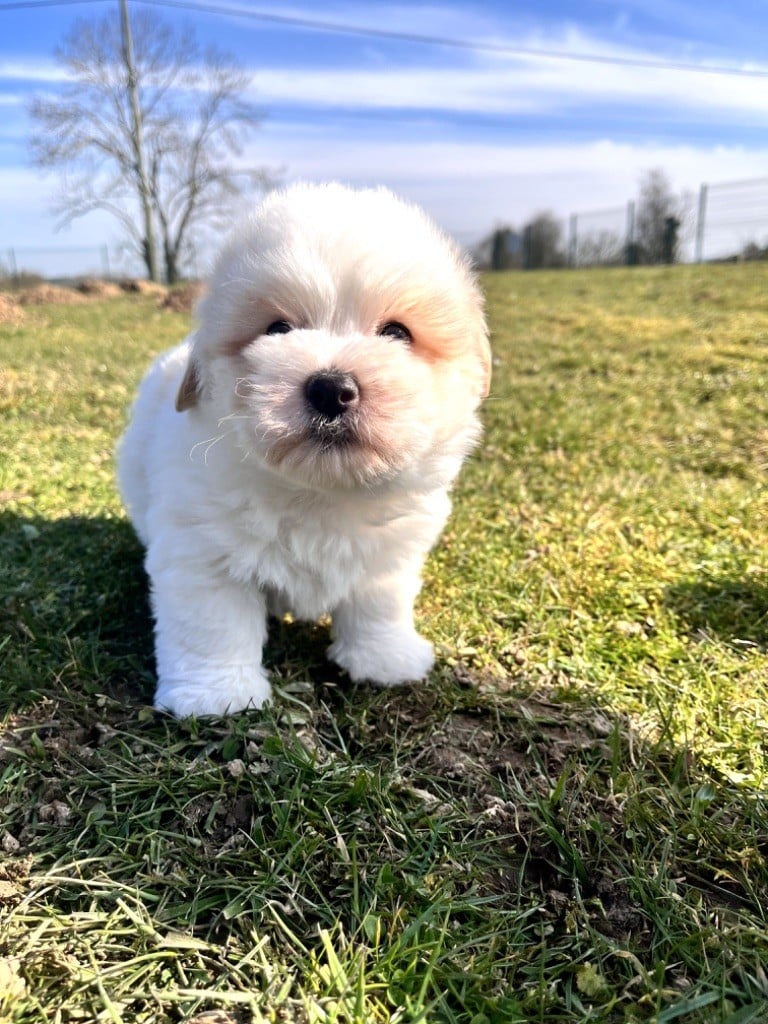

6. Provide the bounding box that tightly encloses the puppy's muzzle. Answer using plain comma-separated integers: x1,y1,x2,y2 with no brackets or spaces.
305,370,360,423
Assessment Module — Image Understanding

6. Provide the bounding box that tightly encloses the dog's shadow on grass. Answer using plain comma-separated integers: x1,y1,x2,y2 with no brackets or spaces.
0,509,343,715
0,510,156,711
664,575,768,649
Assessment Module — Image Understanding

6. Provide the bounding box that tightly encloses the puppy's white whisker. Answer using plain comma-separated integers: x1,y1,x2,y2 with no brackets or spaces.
234,376,257,399
217,411,250,426
188,430,233,464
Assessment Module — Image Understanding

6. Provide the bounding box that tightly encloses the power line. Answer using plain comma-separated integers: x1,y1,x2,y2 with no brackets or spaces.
140,0,768,80
3,0,768,82
0,0,107,8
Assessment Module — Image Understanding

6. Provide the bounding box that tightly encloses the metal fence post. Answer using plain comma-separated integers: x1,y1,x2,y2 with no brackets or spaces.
568,214,577,267
625,201,636,265
695,183,708,263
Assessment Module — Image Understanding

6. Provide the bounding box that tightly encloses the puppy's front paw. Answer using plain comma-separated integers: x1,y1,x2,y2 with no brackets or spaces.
328,629,434,687
154,665,272,718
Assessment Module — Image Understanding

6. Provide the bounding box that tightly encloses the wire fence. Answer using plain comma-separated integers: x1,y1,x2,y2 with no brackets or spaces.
568,206,628,267
696,178,768,263
2,244,145,283
566,176,768,268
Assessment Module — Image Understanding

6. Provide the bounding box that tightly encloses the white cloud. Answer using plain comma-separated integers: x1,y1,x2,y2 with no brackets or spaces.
244,43,768,122
246,126,768,254
5,25,768,123
0,59,70,84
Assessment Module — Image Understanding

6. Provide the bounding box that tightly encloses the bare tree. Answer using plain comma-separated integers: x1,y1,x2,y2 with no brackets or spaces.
522,211,565,269
29,6,273,282
635,168,687,265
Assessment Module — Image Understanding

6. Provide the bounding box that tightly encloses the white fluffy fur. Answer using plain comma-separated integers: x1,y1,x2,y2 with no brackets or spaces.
117,183,490,717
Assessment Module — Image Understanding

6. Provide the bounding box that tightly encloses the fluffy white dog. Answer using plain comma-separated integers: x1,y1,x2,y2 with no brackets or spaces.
117,183,490,717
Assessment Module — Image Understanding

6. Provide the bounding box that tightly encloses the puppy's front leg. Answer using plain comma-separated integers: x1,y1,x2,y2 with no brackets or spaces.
328,569,434,687
149,555,271,717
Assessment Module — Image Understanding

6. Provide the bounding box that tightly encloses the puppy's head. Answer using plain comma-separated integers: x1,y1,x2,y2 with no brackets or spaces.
178,183,490,489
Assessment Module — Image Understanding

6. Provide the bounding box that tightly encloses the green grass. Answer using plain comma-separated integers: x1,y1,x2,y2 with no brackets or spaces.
1,267,768,1023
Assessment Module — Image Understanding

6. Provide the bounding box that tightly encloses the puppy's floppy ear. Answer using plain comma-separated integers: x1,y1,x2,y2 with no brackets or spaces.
175,356,202,412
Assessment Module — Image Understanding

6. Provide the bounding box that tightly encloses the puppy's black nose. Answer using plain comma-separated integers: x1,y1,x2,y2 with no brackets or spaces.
305,370,360,421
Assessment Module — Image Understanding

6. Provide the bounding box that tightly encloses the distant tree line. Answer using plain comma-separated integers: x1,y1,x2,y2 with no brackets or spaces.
477,169,688,270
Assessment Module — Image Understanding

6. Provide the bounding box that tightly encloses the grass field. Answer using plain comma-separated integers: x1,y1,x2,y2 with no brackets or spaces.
1,264,768,1023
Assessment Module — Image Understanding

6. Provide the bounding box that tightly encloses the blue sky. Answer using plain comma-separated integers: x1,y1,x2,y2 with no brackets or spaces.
1,0,768,275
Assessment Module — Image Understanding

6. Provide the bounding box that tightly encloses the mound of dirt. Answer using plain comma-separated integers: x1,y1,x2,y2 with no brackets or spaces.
0,294,24,324
118,278,168,298
15,285,87,306
76,278,123,298
160,282,205,313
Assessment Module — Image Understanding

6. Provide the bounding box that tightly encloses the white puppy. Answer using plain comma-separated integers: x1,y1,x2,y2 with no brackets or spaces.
117,183,490,717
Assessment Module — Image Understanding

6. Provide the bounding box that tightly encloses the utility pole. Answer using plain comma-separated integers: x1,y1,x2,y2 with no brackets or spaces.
120,0,158,282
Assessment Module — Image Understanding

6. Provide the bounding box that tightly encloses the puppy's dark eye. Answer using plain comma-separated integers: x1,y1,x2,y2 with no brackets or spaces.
377,321,412,344
265,320,293,335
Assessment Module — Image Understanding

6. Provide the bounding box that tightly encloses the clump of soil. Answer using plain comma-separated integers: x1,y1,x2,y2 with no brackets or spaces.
160,281,205,313
76,278,123,298
15,284,87,306
118,278,168,298
0,294,24,324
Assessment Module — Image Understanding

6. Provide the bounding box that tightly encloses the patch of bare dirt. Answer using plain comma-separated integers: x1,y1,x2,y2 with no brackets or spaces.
15,284,87,306
334,680,651,941
118,278,168,298
180,792,255,860
76,278,123,298
419,700,649,943
352,683,617,795
160,282,205,313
